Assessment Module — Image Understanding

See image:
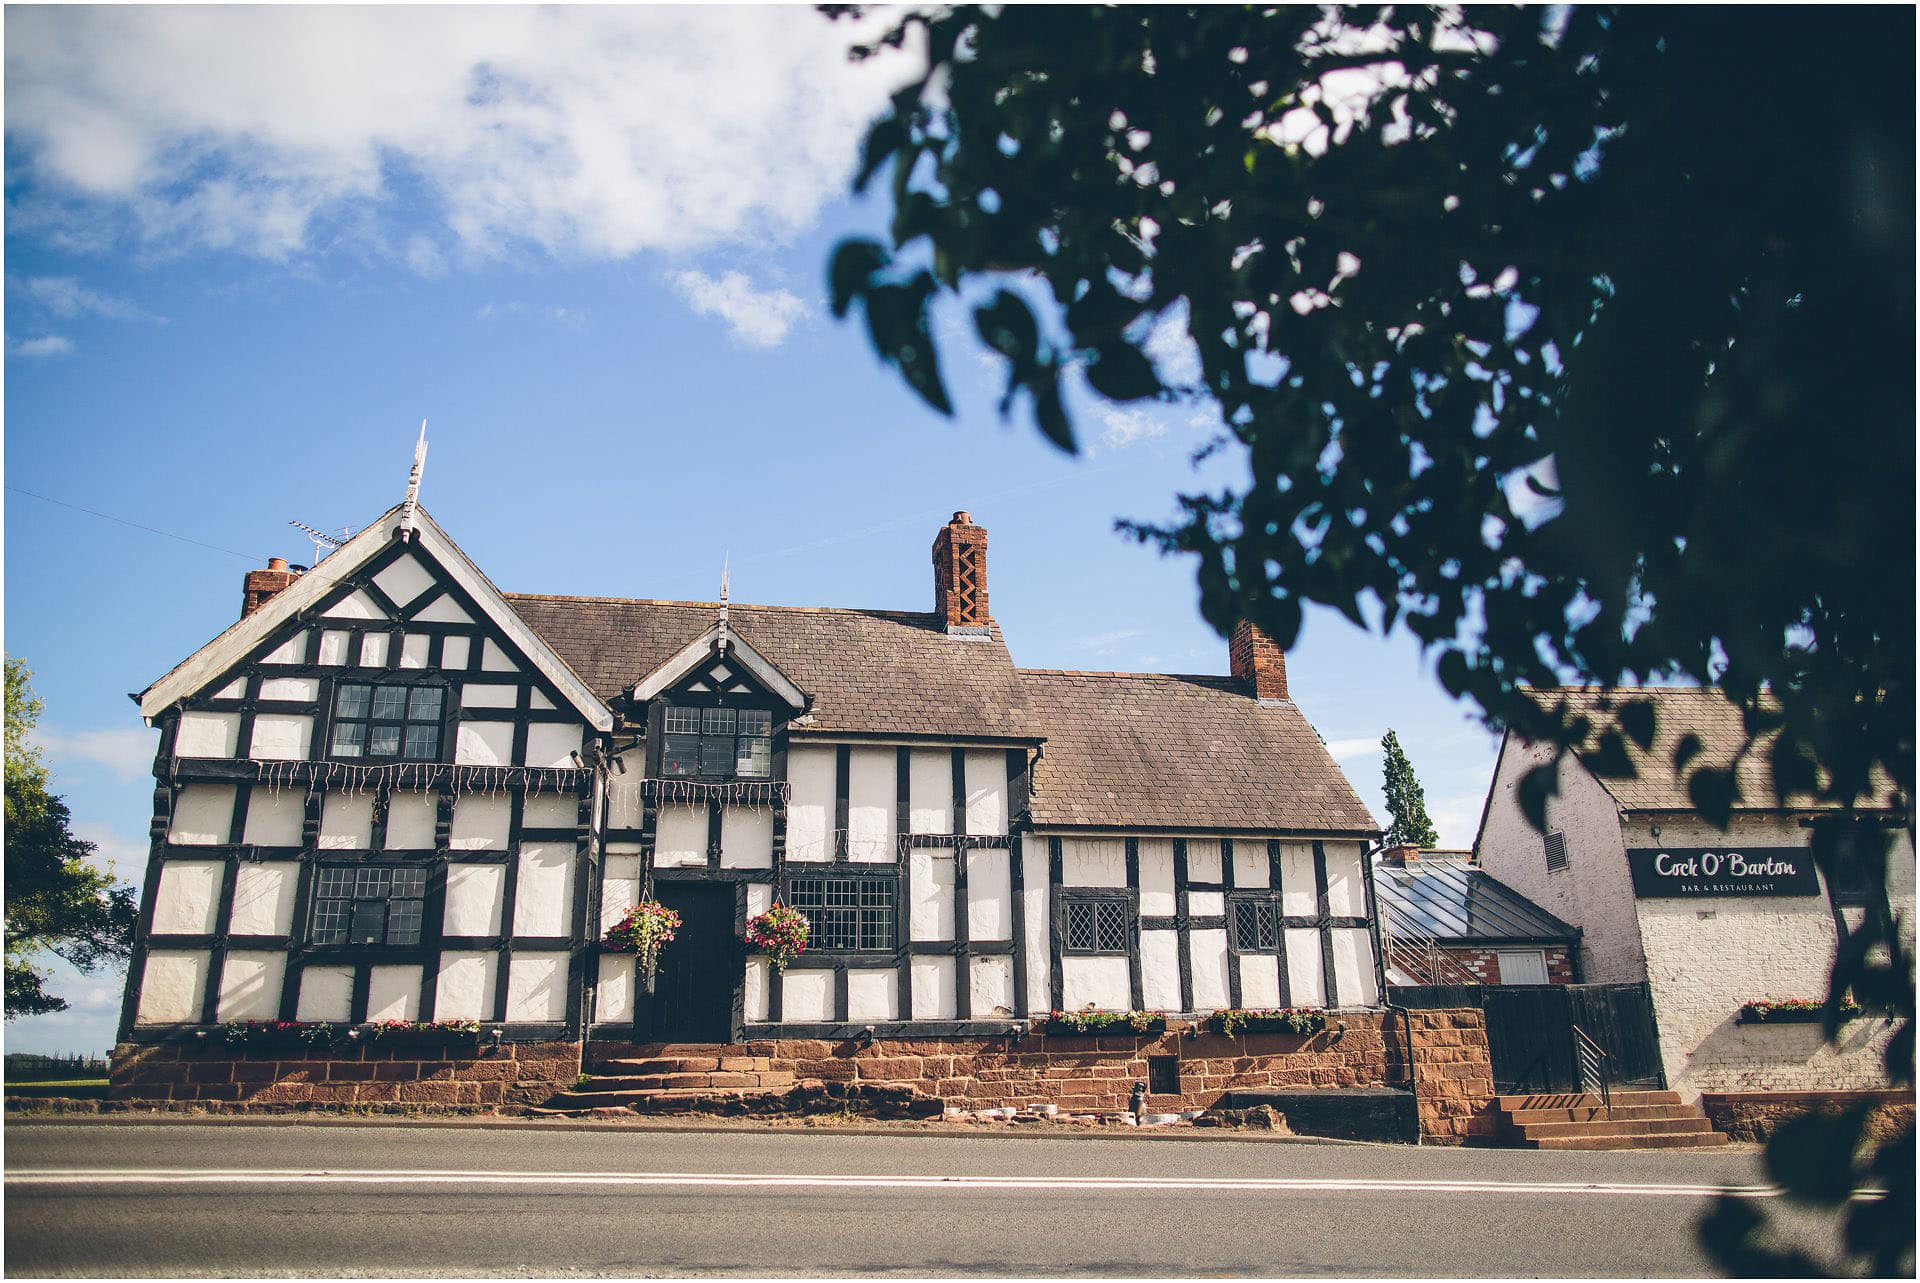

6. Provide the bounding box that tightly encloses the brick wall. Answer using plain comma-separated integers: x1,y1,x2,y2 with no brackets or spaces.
1435,944,1577,985
109,1040,580,1109
1699,1089,1915,1143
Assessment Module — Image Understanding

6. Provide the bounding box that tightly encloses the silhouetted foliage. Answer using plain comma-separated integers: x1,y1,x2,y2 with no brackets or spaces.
1380,729,1438,849
825,6,1913,1271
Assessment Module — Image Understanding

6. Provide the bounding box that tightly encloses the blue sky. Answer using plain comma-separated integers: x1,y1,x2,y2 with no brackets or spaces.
2,7,1501,1056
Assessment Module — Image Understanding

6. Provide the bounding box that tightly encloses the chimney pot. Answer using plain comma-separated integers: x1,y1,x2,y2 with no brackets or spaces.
1229,618,1289,701
267,557,288,572
932,511,989,630
241,558,300,620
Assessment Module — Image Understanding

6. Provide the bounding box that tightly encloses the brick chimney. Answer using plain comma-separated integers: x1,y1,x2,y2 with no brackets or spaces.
932,511,989,630
242,557,298,619
1380,843,1422,866
1230,618,1289,701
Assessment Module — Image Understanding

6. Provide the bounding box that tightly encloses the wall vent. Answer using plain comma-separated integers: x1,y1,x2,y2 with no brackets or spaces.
1543,830,1568,874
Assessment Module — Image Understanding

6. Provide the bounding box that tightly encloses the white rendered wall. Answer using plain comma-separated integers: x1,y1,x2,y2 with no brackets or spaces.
1331,927,1379,1006
367,965,423,1021
597,955,634,1023
963,751,1008,835
1324,844,1367,915
782,969,833,1021
785,746,834,860
1061,838,1125,887
1061,955,1130,1011
1231,841,1269,888
450,795,510,850
1279,843,1317,915
1020,837,1050,1014
1138,839,1176,915
1190,929,1230,1010
505,953,568,1021
176,711,239,758
169,785,236,845
443,864,505,936
966,849,1012,941
152,861,224,935
317,794,373,849
720,807,774,868
136,951,210,1023
435,953,497,1021
242,791,305,848
228,863,299,936
743,958,770,1022
970,956,1015,1016
847,968,899,1021
1186,839,1224,883
1285,929,1327,1006
653,805,707,868
602,854,642,932
846,748,895,861
522,795,576,829
525,723,583,769
512,843,574,936
910,851,955,941
1239,953,1283,1009
216,951,285,1021
296,965,355,1021
912,956,957,1019
455,721,515,766
1140,930,1181,1011
385,793,438,849
248,713,311,760
908,750,952,834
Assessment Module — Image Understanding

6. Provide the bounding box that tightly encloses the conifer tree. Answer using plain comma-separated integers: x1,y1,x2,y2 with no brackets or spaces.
1380,730,1439,850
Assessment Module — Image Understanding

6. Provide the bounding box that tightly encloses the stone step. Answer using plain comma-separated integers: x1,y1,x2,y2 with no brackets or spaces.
1496,1089,1682,1110
579,1070,795,1092
1528,1130,1729,1151
539,1085,790,1112
595,1056,776,1076
1516,1116,1716,1141
1504,1103,1705,1125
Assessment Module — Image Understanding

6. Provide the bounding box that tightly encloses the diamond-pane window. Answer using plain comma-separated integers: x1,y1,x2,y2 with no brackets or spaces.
1063,898,1131,955
1231,898,1279,952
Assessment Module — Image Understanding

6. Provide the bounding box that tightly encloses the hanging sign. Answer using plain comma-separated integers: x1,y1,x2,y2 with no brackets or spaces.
1625,847,1821,898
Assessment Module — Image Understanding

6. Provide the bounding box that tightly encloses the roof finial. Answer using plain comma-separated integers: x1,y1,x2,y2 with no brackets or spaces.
716,553,731,652
398,419,428,541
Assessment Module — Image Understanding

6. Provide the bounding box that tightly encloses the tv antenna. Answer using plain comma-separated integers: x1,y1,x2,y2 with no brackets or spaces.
290,520,350,563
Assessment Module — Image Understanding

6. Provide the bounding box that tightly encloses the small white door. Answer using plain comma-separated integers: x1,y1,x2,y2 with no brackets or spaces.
1496,949,1550,985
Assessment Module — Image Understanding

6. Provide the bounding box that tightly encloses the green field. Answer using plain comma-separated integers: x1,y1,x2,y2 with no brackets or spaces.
5,1078,109,1099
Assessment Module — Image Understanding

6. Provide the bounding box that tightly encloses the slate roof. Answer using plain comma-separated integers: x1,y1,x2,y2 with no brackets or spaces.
1374,857,1578,944
1017,670,1378,834
1526,685,1903,812
504,595,1036,741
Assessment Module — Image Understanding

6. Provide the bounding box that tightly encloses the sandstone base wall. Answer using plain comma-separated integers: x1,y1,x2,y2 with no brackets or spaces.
1699,1088,1916,1144
109,1039,580,1108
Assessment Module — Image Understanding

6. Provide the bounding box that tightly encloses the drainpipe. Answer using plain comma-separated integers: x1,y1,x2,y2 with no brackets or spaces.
1386,1000,1423,1146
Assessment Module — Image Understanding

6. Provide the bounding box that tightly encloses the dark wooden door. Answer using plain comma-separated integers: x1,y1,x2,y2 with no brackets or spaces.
651,884,737,1042
1569,982,1666,1088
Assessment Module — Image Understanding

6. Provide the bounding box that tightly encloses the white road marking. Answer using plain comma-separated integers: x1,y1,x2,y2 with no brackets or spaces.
6,1168,1853,1199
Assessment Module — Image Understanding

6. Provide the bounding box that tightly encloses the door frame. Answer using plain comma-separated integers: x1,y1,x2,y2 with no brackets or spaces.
639,880,742,1043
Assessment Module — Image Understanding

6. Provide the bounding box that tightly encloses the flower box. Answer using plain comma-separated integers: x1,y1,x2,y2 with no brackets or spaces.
209,1020,340,1052
1037,1010,1166,1036
1207,1008,1328,1037
1735,998,1865,1026
364,1020,484,1049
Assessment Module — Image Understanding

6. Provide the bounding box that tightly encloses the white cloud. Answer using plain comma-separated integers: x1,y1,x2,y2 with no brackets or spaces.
4,7,917,263
1325,737,1381,761
1076,628,1145,655
9,275,163,321
1092,404,1171,451
30,726,156,783
668,269,808,348
5,334,75,358
71,821,149,886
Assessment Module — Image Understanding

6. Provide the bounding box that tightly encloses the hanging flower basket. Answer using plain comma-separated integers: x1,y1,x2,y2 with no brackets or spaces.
1037,1009,1166,1036
210,1020,339,1052
1736,998,1865,1025
1207,1008,1327,1037
604,901,683,987
746,903,811,971
364,1019,483,1049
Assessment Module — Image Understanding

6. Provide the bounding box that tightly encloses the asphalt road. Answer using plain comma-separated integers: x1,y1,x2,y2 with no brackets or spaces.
2,1120,1834,1277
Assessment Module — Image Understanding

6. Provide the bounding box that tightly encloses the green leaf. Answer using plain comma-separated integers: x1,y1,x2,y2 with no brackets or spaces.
1617,698,1656,751
1672,732,1704,771
828,239,888,319
1588,730,1636,778
855,118,906,193
1686,766,1737,826
1516,761,1559,834
1763,1106,1870,1207
974,291,1040,363
1029,368,1077,454
1085,340,1161,401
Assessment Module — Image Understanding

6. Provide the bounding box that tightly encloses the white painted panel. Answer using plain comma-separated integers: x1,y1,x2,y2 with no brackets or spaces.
416,595,474,625
523,795,576,829
1187,839,1224,883
525,722,583,769
367,965,423,1021
601,854,641,934
607,781,644,830
785,746,835,860
1141,930,1181,1011
910,850,955,941
970,956,1015,1016
781,969,833,1021
1286,928,1328,1006
1190,928,1231,1010
963,750,1008,836
1279,843,1317,916
597,954,634,1023
1062,837,1126,887
747,883,773,918
170,784,237,845
295,964,355,1021
1062,956,1131,1011
440,634,472,668
249,713,311,760
260,676,319,702
846,747,896,861
911,955,956,1019
324,589,386,620
744,959,770,1022
529,689,555,711
317,793,374,849
505,953,569,1021
443,863,505,936
229,863,298,936
153,861,224,935
512,842,574,937
1331,927,1378,1006
966,848,1012,941
1187,890,1225,917
242,790,305,847
359,632,390,669
1232,841,1269,889
1325,844,1366,916
1138,839,1176,916
214,677,246,699
434,952,496,1021
1239,953,1283,1009
385,792,437,849
462,684,517,708
481,639,517,672
373,553,435,606
455,721,514,766
216,951,285,1021
400,633,431,669
1021,838,1050,1014
908,749,952,834
136,951,210,1023
847,969,899,1021
176,711,239,758
450,794,510,849
654,805,708,868
721,807,774,869
318,630,350,666
1497,949,1549,986
262,634,304,665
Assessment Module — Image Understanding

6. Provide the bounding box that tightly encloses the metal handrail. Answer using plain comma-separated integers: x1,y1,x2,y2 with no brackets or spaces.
1572,1024,1612,1116
1382,931,1484,988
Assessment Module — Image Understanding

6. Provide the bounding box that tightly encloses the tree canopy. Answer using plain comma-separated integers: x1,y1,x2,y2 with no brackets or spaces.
4,656,137,1018
825,6,1913,1271
1380,729,1438,849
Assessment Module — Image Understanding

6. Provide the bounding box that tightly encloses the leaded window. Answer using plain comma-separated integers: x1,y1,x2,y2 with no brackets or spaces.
787,875,895,951
310,865,429,946
660,704,773,780
330,683,444,761
1231,898,1280,952
1062,897,1132,955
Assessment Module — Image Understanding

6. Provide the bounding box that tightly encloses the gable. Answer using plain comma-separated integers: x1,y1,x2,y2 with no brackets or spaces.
632,623,807,709
139,505,612,731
